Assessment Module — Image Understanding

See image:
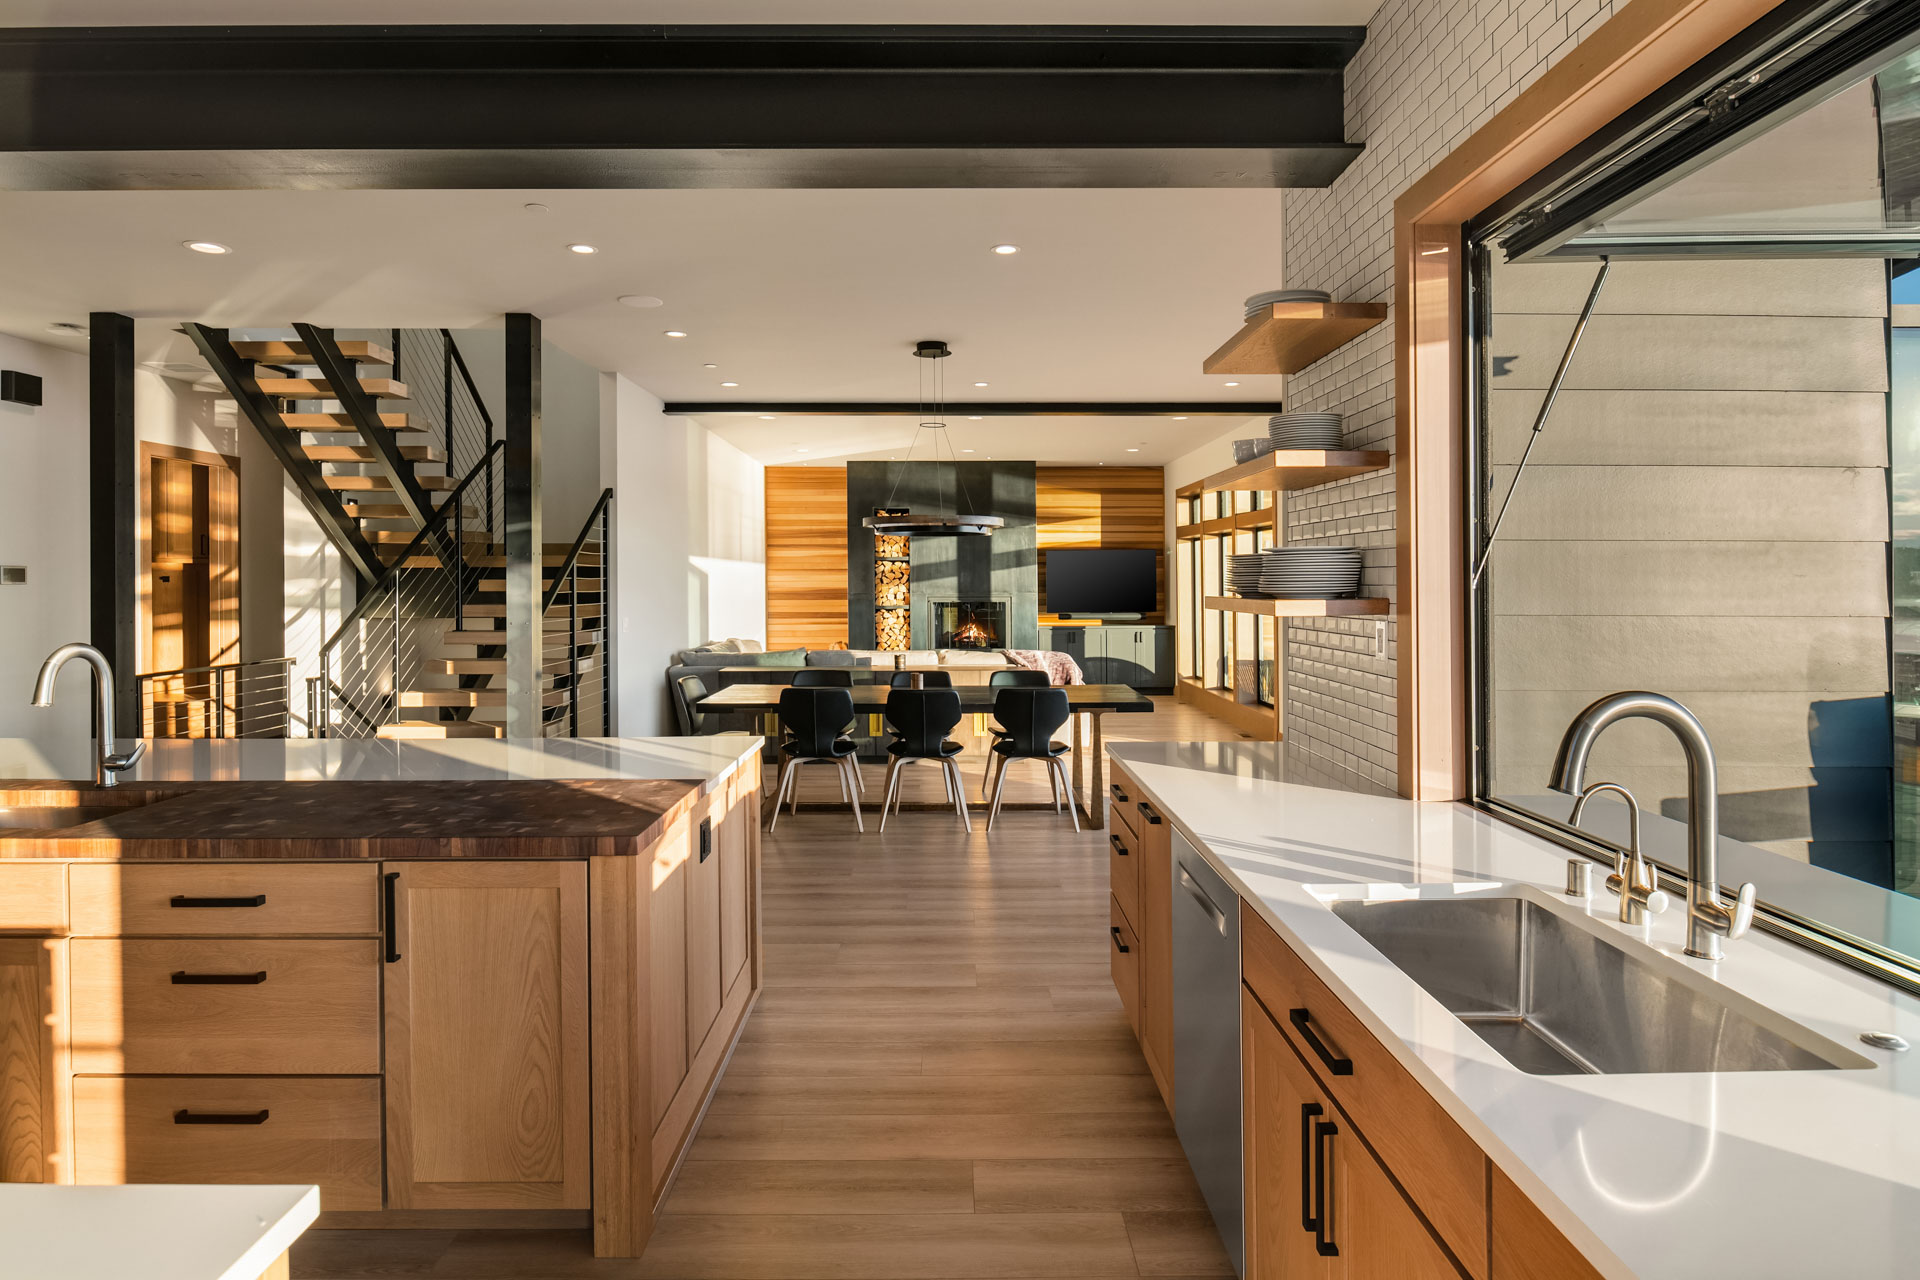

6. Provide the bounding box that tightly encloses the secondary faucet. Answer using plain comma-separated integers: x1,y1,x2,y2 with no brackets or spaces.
1567,781,1669,925
1551,691,1756,962
29,642,147,788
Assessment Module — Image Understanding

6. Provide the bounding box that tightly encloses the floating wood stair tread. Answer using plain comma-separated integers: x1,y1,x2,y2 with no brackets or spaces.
256,377,410,399
1204,594,1389,617
423,659,577,678
284,412,422,433
460,602,605,619
399,688,566,708
393,552,582,569
376,719,504,740
232,340,394,365
1175,450,1390,498
441,629,506,645
1204,300,1388,376
339,501,480,520
303,444,444,463
323,473,458,493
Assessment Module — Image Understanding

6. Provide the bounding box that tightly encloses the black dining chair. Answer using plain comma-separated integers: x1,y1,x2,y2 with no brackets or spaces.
889,669,954,689
879,688,970,832
986,687,1078,833
791,668,854,687
769,687,862,833
979,669,1050,794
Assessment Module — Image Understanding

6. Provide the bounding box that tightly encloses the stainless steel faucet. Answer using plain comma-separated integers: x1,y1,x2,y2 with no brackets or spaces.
29,642,147,788
1551,691,1756,961
1567,781,1669,925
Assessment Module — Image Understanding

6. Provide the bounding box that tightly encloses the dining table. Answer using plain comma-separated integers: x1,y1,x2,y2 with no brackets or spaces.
694,681,1153,828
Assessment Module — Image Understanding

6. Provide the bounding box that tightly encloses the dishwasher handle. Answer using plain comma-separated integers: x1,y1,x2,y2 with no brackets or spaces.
1177,864,1228,934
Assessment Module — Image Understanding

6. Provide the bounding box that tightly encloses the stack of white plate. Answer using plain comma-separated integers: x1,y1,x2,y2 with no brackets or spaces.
1226,553,1271,597
1268,412,1345,451
1260,547,1363,599
1245,288,1331,320
1232,437,1277,464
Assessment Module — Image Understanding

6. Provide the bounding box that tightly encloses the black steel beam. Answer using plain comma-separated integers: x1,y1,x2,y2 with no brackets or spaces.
502,313,544,738
88,311,138,731
182,324,386,586
664,402,1290,417
0,25,1364,191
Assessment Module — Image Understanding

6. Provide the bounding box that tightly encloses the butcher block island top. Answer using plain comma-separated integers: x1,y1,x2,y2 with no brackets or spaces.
0,736,761,858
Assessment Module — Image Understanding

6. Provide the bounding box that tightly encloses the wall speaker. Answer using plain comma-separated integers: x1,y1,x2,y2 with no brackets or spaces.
1,371,42,407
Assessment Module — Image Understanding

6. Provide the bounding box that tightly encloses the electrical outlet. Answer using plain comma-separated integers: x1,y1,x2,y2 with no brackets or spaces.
1373,619,1387,658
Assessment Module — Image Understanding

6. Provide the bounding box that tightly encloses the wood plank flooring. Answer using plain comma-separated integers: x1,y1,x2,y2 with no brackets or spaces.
292,701,1249,1279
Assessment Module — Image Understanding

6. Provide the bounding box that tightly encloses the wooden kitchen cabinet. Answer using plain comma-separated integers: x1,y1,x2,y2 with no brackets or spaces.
1136,795,1174,1108
382,861,592,1210
0,936,68,1184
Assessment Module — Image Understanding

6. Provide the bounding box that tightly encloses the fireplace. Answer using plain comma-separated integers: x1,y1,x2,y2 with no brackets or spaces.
933,600,1007,650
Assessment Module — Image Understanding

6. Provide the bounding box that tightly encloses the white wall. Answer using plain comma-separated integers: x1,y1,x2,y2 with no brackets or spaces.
453,329,604,535
600,373,768,736
0,334,89,744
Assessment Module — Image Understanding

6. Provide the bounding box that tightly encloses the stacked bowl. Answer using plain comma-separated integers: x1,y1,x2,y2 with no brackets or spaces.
1244,288,1331,320
1260,547,1364,598
1268,411,1345,452
1227,553,1271,596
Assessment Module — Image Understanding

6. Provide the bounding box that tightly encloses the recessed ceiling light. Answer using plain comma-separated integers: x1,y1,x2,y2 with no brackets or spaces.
46,321,87,335
760,415,777,420
1126,448,1140,452
991,244,1020,255
523,202,550,213
795,447,809,452
973,382,989,388
703,363,718,369
720,381,739,388
1223,381,1240,387
618,295,664,309
961,448,975,453
1172,415,1189,420
967,416,983,420
663,330,688,338
567,243,598,255
183,240,230,255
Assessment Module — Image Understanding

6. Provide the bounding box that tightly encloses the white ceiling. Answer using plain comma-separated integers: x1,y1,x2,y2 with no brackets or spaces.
0,186,1288,464
6,1,1382,25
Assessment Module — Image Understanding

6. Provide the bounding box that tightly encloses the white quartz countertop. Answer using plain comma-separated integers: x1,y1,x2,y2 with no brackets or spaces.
0,734,761,786
1109,742,1920,1280
2,1183,317,1280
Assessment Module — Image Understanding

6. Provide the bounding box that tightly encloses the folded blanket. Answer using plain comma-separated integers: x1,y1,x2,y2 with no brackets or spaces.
1003,649,1084,685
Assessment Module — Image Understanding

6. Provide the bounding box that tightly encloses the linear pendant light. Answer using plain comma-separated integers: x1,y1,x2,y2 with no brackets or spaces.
863,340,1004,538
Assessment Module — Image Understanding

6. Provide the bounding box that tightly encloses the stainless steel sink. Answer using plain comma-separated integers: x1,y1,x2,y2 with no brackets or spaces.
1329,889,1869,1075
0,805,131,830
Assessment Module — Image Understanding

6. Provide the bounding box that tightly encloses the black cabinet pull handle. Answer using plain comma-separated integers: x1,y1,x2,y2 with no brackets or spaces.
1110,783,1129,803
1313,1119,1340,1257
1299,1102,1324,1233
170,894,266,909
1109,834,1129,856
1137,801,1162,825
1110,926,1130,954
1289,1008,1354,1076
174,1109,269,1125
171,971,265,985
383,871,402,964
699,817,713,863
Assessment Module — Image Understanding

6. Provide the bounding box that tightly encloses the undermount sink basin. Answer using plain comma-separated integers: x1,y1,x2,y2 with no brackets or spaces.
1329,888,1870,1075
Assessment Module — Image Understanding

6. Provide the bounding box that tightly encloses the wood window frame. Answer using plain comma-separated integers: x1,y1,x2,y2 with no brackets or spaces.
1393,0,1792,799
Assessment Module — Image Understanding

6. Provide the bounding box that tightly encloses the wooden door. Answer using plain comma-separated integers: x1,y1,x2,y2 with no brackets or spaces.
1244,988,1330,1280
1138,804,1174,1108
1327,1126,1466,1280
150,456,197,563
383,862,591,1210
0,937,67,1184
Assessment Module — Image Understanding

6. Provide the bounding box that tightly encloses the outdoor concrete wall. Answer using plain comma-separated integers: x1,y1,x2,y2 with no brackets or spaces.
1484,255,1891,879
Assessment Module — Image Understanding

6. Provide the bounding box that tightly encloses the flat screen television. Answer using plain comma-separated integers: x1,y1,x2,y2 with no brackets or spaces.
1044,548,1158,616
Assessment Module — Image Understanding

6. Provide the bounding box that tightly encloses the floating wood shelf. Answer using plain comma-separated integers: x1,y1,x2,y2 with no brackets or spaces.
1204,301,1388,376
1205,595,1389,617
1175,509,1279,540
1176,450,1389,501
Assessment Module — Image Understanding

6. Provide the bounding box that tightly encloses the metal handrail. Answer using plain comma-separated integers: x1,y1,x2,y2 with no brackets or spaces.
543,488,614,611
137,657,293,739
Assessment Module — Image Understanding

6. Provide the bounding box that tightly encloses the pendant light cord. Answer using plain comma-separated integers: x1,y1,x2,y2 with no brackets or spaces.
880,349,979,516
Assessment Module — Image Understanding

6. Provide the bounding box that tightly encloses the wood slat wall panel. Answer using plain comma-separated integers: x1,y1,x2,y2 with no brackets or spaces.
1036,467,1166,625
764,468,851,650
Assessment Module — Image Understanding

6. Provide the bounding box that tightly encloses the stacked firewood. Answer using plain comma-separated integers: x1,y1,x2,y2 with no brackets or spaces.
875,532,910,560
876,608,911,651
875,559,910,608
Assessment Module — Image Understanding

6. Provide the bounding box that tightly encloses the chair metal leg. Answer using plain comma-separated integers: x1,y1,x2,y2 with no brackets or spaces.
987,756,1014,832
845,756,864,833
946,759,972,833
1047,759,1061,812
837,758,850,803
942,764,953,803
768,756,795,831
879,757,904,833
1053,757,1080,832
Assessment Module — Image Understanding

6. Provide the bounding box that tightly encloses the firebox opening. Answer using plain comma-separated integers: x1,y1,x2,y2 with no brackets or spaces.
934,600,1007,650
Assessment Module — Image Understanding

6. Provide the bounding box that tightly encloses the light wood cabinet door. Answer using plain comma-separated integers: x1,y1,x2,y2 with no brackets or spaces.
686,809,724,1063
1326,1115,1466,1280
650,812,694,1130
1109,898,1140,1036
717,777,754,1003
1137,799,1174,1108
383,861,591,1210
1244,986,1331,1280
0,937,67,1183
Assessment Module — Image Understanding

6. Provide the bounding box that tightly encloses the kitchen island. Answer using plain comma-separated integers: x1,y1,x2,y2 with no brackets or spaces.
0,735,764,1261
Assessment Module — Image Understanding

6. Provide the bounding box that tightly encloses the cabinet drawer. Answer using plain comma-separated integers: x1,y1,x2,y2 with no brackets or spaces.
1241,902,1488,1279
1109,897,1140,1038
73,1075,381,1211
69,938,381,1075
1108,766,1142,843
0,863,65,932
70,863,378,937
1108,826,1141,930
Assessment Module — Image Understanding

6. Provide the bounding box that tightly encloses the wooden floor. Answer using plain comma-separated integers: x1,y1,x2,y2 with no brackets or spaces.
292,700,1251,1279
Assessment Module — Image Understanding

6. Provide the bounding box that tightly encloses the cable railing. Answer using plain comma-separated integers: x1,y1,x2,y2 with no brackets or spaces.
392,328,496,522
542,490,613,738
137,658,293,739
314,441,506,738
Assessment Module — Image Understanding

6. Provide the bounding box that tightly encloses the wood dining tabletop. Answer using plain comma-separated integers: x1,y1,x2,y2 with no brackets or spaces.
695,681,1154,714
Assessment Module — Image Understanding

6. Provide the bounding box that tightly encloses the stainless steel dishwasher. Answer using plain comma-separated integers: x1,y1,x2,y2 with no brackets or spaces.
1171,830,1243,1277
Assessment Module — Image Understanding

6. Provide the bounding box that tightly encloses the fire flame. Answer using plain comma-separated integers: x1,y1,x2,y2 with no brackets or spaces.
952,619,993,646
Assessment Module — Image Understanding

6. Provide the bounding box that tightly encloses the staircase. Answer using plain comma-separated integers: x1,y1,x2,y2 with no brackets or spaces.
184,323,613,739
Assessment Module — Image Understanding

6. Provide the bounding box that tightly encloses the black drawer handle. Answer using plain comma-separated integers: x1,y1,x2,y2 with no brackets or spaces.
1136,801,1162,825
383,871,402,964
171,971,266,985
1109,834,1129,856
1110,925,1131,954
1289,1008,1354,1076
174,1109,269,1125
1110,783,1130,804
170,894,266,909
